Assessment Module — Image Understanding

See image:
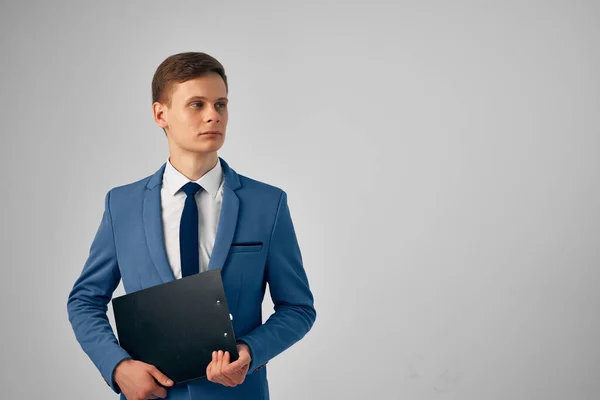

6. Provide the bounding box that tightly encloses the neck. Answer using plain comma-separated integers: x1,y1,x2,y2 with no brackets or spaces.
168,151,218,181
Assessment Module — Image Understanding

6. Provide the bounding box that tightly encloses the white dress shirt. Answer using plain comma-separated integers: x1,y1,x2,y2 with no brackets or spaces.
160,157,224,280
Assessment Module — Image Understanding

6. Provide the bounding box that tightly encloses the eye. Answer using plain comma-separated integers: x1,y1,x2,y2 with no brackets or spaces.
190,102,227,110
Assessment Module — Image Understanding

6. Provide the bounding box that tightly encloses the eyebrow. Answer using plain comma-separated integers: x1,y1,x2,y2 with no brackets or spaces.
185,96,228,102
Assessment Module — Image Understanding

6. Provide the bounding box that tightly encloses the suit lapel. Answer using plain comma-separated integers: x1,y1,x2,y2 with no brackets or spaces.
143,162,175,283
208,157,241,273
143,157,241,284
207,183,239,272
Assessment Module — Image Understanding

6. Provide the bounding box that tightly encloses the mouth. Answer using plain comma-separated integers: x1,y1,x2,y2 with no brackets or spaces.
199,130,222,136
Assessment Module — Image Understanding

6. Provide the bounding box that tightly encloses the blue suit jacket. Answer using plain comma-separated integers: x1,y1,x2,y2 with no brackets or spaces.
66,157,316,400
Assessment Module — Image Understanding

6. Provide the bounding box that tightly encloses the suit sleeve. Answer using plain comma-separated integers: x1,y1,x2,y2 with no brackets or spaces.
66,189,132,394
236,190,317,374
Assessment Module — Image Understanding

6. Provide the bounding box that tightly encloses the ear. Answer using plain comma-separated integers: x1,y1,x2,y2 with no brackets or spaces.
153,102,168,129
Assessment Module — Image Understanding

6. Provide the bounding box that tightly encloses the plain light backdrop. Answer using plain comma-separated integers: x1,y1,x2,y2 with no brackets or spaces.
1,1,599,399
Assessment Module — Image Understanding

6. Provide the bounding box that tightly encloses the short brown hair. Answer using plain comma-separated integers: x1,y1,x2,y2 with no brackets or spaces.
152,51,228,108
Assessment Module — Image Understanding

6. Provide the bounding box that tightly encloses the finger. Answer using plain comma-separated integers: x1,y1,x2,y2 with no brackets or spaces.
215,350,224,378
217,350,224,371
223,350,230,366
224,350,237,374
150,385,168,399
215,351,227,383
225,351,248,374
209,351,225,386
220,352,238,386
206,352,216,381
215,350,235,387
147,365,174,387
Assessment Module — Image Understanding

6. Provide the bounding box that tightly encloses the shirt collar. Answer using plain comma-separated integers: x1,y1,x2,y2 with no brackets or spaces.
163,157,224,199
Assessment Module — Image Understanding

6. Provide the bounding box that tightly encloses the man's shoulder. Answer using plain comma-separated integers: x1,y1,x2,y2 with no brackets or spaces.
112,176,152,192
237,173,286,199
105,167,159,203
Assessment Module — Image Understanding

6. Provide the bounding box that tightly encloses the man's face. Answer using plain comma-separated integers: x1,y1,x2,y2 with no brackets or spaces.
156,72,228,155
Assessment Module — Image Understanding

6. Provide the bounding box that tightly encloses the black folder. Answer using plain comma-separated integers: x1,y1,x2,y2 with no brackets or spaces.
111,268,239,385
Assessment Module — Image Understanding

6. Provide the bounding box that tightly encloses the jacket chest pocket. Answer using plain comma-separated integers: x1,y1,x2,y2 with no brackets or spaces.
228,241,263,254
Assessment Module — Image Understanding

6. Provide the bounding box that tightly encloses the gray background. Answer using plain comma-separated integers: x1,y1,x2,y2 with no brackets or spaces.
1,1,599,399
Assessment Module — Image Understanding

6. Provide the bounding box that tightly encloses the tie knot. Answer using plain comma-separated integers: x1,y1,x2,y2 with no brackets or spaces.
181,182,202,197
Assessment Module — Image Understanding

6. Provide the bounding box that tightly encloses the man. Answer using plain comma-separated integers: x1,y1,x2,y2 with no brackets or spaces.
66,52,316,400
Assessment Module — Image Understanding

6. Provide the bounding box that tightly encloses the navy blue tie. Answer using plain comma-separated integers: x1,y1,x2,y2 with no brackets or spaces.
180,182,202,277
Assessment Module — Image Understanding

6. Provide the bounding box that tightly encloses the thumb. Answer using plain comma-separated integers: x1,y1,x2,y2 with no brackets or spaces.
225,354,249,373
148,365,174,386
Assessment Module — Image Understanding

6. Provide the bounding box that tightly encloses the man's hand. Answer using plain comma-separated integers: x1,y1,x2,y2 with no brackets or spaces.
113,359,174,400
206,343,252,387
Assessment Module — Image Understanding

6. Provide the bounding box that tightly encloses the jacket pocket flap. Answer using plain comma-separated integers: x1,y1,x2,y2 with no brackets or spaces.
229,242,263,253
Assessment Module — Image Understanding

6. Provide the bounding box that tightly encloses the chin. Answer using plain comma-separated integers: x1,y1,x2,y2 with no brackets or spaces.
188,142,224,153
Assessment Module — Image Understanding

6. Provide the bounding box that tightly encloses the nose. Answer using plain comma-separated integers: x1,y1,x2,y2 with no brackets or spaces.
203,105,221,123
